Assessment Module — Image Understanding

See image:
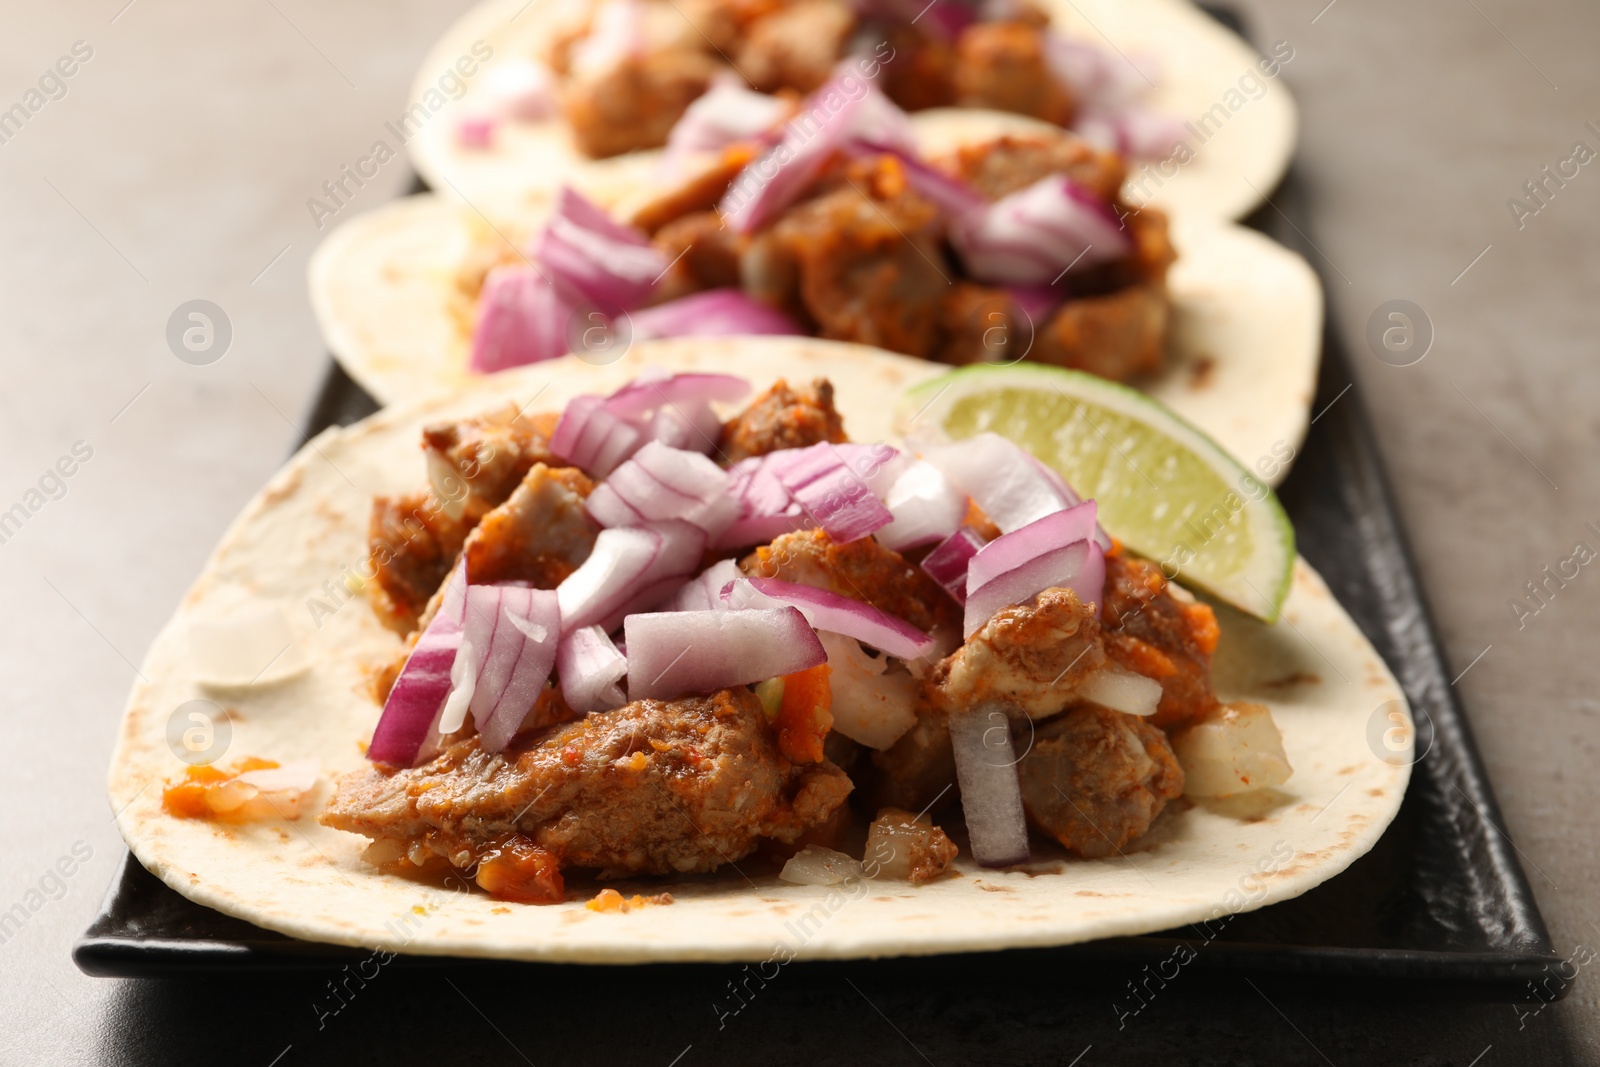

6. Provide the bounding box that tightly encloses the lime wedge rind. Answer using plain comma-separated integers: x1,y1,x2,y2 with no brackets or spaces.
895,363,1296,623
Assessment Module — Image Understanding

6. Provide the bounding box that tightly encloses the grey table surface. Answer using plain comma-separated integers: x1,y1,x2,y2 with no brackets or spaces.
2,0,1596,1064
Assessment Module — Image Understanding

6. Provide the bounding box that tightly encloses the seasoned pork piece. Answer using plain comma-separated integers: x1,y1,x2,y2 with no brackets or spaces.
927,587,1107,719
953,22,1074,126
366,493,469,634
938,132,1126,205
738,0,855,93
651,209,744,296
563,50,721,158
765,169,950,356
461,463,600,587
1032,284,1168,381
743,528,959,638
421,408,562,522
879,24,958,112
1101,550,1220,728
322,688,853,878
718,378,847,462
1016,704,1183,858
868,703,956,814
631,147,758,235
936,284,1023,365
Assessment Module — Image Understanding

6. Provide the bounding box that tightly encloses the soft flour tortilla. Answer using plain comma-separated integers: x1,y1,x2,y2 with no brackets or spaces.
109,338,1409,963
309,193,1321,481
407,0,1295,223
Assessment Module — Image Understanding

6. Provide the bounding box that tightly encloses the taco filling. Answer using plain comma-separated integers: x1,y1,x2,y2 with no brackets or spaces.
459,81,1175,382
289,369,1290,903
481,0,1184,162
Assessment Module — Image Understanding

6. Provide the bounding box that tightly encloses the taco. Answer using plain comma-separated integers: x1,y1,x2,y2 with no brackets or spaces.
401,0,1295,222
311,93,1321,474
108,339,1408,963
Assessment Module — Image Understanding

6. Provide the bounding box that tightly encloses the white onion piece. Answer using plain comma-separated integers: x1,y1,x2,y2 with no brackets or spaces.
948,706,1031,867
817,631,918,750
186,601,307,688
780,844,866,886
922,433,1074,533
570,0,645,78
665,558,743,612
875,461,967,551
368,560,469,766
462,584,561,752
964,538,1105,638
665,81,790,158
1170,702,1293,798
725,577,933,660
437,634,478,735
234,758,320,795
602,369,751,419
646,398,722,455
1077,664,1162,716
557,625,630,714
624,607,825,700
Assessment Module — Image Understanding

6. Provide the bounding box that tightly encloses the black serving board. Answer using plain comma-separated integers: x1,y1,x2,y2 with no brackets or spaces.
74,10,1562,1003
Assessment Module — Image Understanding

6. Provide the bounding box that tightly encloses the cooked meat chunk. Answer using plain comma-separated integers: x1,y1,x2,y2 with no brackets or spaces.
1032,284,1168,381
763,163,950,355
421,408,562,523
631,146,758,235
738,0,855,93
744,527,959,638
864,807,958,883
939,132,1126,205
869,702,955,814
563,50,721,158
718,378,847,462
366,493,469,634
880,24,958,111
928,587,1107,719
936,283,1023,365
322,688,853,877
1017,704,1183,858
651,209,744,297
953,22,1074,127
1101,550,1220,728
677,0,787,53
461,463,600,587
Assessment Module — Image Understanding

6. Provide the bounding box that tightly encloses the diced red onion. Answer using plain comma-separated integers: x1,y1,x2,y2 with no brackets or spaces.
715,453,809,548
1076,108,1189,160
534,187,666,311
966,501,1098,590
629,289,803,343
948,706,1031,867
645,398,721,455
555,520,705,633
964,538,1105,638
468,265,574,373
1043,33,1158,112
773,442,893,544
921,525,986,604
950,175,1133,286
602,369,752,419
550,394,647,477
724,576,934,660
875,460,967,551
556,624,629,714
664,558,743,612
585,441,739,537
718,77,910,233
624,607,825,700
456,115,497,149
664,80,789,159
922,433,1073,533
1006,284,1065,326
456,584,561,752
368,560,468,766
484,59,558,121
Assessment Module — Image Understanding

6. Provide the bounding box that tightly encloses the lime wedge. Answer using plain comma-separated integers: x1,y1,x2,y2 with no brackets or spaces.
897,364,1295,621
